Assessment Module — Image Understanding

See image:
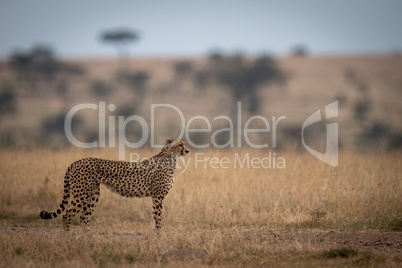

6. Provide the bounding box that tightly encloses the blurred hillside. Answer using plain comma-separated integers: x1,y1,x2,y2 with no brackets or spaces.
0,49,401,152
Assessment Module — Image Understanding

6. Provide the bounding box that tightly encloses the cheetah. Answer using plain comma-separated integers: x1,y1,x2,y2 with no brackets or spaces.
39,138,189,231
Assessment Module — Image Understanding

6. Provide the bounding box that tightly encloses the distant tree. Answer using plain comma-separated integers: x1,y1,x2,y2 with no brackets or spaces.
114,103,144,143
362,122,390,141
100,28,139,70
335,92,347,107
9,45,85,92
10,45,57,84
201,53,285,114
344,67,357,84
9,50,32,82
388,133,402,150
173,61,193,79
116,70,150,112
208,49,225,62
54,62,85,100
90,80,114,97
0,83,17,118
41,112,83,136
30,45,58,80
115,104,137,118
116,70,149,96
58,62,85,78
354,99,371,122
291,44,309,57
193,71,210,90
346,70,372,123
40,112,84,147
356,82,369,93
356,121,392,151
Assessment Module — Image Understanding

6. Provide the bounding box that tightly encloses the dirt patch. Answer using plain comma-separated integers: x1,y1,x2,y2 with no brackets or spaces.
1,226,401,255
271,230,402,254
162,249,208,260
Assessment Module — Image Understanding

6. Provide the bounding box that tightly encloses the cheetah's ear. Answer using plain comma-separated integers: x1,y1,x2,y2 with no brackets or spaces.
165,138,175,147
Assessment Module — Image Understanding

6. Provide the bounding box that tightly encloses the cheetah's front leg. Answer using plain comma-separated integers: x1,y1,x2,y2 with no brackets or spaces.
152,197,164,230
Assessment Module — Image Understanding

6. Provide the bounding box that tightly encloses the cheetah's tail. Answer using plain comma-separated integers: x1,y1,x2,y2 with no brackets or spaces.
40,167,71,220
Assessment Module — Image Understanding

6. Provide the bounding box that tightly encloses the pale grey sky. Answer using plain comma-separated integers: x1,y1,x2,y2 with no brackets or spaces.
0,0,401,58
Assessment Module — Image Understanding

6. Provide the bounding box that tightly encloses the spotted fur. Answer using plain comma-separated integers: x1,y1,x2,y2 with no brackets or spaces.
40,138,189,231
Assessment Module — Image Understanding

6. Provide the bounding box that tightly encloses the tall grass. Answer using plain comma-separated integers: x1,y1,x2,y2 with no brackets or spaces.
0,149,400,230
0,149,400,266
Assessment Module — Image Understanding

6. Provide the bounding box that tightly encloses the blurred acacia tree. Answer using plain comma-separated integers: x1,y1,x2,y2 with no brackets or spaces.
100,28,139,71
0,83,17,118
117,70,149,96
40,111,84,146
291,44,309,57
193,71,210,90
344,68,372,123
90,80,114,97
174,61,193,79
9,45,85,93
194,52,285,114
10,45,57,89
116,70,150,111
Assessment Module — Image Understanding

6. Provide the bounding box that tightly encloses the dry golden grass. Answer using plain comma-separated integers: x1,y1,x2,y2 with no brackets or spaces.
0,148,401,266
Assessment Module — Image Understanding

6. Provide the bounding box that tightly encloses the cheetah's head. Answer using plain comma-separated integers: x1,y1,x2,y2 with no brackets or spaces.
165,138,189,157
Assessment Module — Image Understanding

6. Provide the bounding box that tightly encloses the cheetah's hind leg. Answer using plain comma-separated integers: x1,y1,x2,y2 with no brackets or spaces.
79,184,100,232
61,196,83,232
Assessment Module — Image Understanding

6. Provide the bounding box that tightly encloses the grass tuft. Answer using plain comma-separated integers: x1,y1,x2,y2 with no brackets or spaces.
124,253,136,263
14,247,24,255
321,248,358,259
